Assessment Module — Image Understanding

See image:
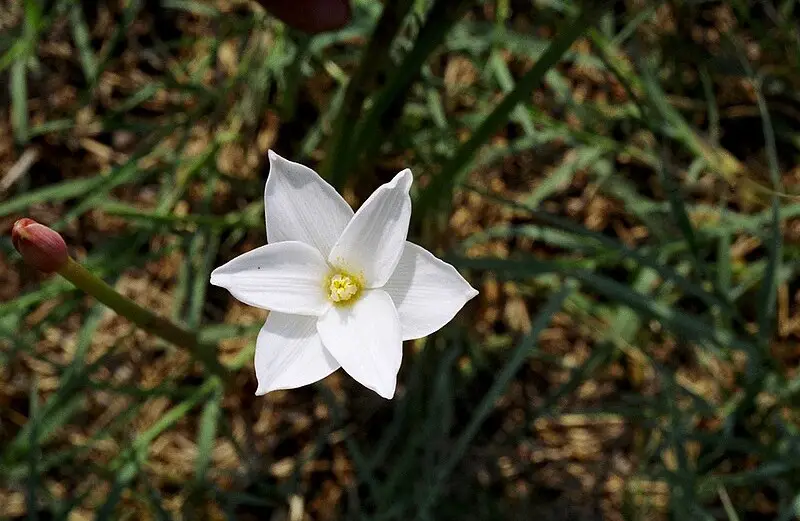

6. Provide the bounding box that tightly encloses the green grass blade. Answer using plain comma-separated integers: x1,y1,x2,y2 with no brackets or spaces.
26,376,40,521
750,75,782,346
59,150,158,224
657,149,703,266
162,0,220,17
278,32,310,121
488,51,536,135
10,58,28,144
0,177,104,219
716,216,733,331
464,185,740,320
68,3,98,85
415,2,614,218
194,382,222,483
418,285,572,517
97,381,216,518
323,0,416,187
718,485,742,521
344,0,472,177
0,0,42,74
452,255,754,353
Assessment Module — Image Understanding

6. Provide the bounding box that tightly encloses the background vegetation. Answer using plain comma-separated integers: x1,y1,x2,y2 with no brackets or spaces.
2,0,800,519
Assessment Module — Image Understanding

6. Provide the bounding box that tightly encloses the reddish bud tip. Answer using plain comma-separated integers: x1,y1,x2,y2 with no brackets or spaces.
12,218,69,273
256,0,351,34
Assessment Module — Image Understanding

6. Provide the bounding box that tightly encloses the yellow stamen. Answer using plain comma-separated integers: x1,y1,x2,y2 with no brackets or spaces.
328,273,359,303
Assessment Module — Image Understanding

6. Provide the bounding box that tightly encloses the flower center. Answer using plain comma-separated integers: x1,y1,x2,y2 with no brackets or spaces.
328,273,359,303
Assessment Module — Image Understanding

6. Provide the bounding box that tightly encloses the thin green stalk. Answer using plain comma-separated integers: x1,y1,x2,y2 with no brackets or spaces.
344,0,473,179
59,257,195,348
415,2,614,219
58,257,229,379
324,0,417,188
280,31,311,121
417,286,572,517
750,74,782,346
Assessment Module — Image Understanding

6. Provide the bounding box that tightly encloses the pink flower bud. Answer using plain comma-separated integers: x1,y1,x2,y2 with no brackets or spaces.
12,218,69,273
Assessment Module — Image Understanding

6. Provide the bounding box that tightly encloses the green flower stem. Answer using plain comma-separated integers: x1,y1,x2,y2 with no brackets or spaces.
58,256,230,380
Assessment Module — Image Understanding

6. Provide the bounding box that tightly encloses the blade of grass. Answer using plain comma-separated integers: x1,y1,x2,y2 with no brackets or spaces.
278,31,310,121
657,147,703,268
344,0,473,178
143,481,174,521
2,392,84,467
26,376,40,521
664,376,698,518
3,0,44,71
59,155,157,225
451,255,754,353
162,0,220,17
323,0,416,187
525,146,605,207
718,485,742,521
722,57,785,443
318,386,382,510
414,2,613,218
463,184,742,323
7,0,46,144
193,382,223,484
94,0,144,76
592,37,747,325
97,380,217,519
0,177,104,218
68,3,98,85
488,51,536,136
749,74,782,347
365,335,437,473
636,56,764,206
715,208,733,332
417,285,572,518
1,305,107,467
10,58,28,144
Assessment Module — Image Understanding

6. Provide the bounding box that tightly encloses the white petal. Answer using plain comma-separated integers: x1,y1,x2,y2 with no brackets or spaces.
383,242,478,340
254,312,340,394
316,289,402,399
328,169,412,287
266,150,354,257
210,241,331,316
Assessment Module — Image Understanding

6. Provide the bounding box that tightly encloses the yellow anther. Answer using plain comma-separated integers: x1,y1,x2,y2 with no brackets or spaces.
328,273,359,303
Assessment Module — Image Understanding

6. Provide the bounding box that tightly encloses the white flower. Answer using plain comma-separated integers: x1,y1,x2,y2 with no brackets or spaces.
210,151,478,399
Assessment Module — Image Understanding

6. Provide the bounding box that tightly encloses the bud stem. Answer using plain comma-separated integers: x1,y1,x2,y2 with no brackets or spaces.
58,257,229,380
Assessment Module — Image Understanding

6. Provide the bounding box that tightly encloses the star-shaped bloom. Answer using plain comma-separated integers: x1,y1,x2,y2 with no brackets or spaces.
210,151,478,398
